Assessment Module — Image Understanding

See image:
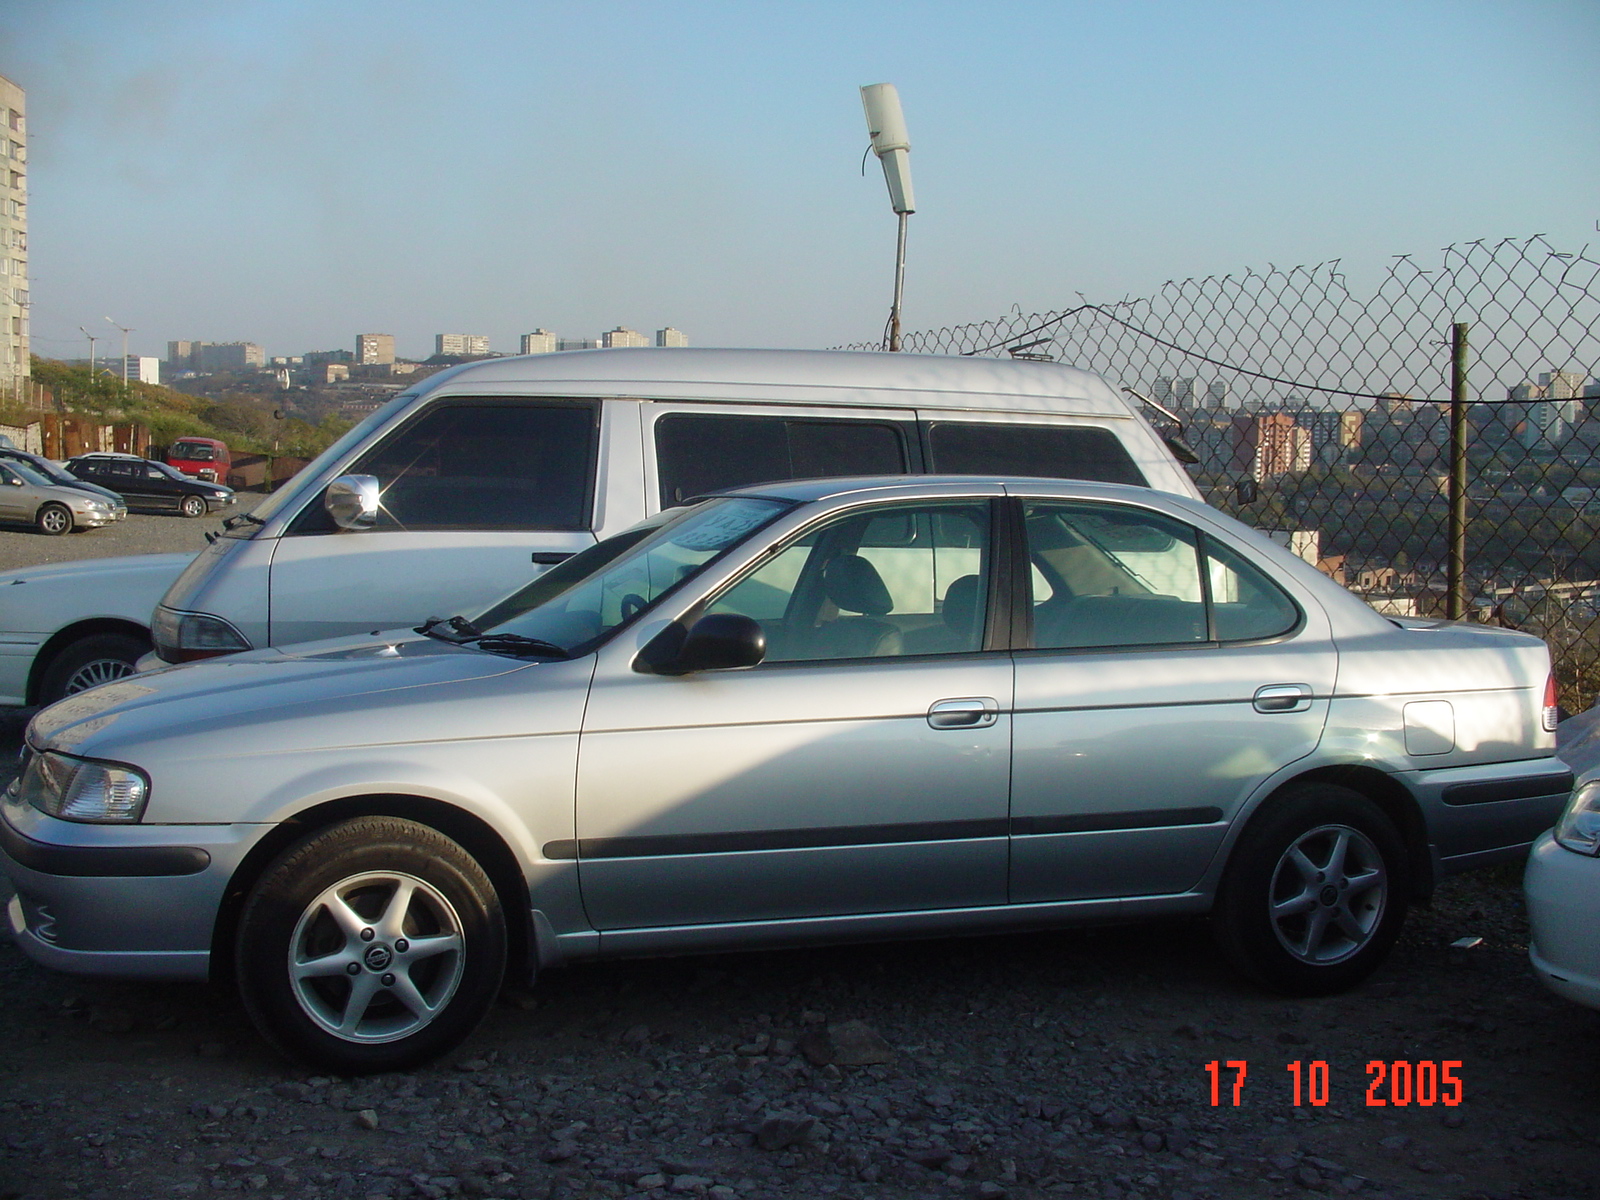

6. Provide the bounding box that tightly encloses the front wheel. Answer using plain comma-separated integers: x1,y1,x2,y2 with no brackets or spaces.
36,632,149,704
179,494,206,518
236,816,506,1073
35,503,72,536
1212,783,1410,995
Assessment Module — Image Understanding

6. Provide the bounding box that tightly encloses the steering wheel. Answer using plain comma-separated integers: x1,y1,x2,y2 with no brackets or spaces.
620,593,648,620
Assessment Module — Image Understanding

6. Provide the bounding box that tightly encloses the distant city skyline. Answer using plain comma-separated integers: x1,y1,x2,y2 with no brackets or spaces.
3,1,1597,367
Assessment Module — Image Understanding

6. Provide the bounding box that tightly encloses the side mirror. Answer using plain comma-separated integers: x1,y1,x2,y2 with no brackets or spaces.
325,474,381,530
1235,477,1259,505
639,612,766,675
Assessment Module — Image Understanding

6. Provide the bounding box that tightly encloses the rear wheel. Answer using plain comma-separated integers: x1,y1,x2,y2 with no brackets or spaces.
36,632,148,704
35,503,72,536
179,494,206,518
1212,783,1409,995
236,816,507,1073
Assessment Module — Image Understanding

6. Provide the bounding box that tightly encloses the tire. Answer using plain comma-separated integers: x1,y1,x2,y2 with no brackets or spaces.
235,816,506,1073
1211,783,1410,995
36,632,149,704
35,503,72,536
179,494,206,518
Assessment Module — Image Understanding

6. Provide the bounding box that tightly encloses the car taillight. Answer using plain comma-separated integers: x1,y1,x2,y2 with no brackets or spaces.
1543,674,1560,733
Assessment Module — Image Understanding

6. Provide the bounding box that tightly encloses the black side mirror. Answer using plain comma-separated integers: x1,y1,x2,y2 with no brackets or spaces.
1235,477,1259,505
638,612,766,675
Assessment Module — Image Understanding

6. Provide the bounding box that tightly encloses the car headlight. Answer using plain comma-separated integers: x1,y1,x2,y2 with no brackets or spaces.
1553,779,1600,856
152,605,252,663
17,750,149,823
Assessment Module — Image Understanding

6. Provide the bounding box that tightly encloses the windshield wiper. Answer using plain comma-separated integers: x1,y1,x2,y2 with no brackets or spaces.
414,616,568,658
457,633,570,659
415,614,480,639
223,511,264,530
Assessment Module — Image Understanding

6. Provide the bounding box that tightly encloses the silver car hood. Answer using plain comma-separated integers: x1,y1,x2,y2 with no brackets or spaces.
29,632,570,759
0,551,195,587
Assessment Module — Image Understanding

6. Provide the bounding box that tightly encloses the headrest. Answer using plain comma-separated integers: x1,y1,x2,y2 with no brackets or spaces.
823,555,893,616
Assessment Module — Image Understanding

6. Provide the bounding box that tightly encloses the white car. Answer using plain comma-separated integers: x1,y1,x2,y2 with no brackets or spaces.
1525,707,1600,1009
0,554,193,705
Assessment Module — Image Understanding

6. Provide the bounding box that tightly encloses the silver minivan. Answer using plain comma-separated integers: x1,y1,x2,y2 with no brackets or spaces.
148,348,1199,665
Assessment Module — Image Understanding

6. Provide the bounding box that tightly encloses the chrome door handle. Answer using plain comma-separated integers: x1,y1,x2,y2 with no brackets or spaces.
928,697,999,729
1254,684,1312,713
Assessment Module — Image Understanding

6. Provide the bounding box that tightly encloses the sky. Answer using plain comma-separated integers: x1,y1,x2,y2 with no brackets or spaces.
5,0,1599,364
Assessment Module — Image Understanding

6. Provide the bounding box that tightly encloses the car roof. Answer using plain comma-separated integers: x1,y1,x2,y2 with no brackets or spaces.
716,473,1163,503
416,347,1138,418
72,451,148,460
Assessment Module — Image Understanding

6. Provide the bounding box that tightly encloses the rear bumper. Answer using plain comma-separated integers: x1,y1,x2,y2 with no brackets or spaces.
1407,757,1572,873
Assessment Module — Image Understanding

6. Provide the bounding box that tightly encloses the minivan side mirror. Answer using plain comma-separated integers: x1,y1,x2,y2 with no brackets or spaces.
325,475,381,530
638,612,767,675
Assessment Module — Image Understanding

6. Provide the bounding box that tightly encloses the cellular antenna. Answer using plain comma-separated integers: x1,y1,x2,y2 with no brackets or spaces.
860,83,915,350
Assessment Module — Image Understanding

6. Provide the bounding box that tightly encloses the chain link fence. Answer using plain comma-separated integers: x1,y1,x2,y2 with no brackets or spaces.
851,236,1600,710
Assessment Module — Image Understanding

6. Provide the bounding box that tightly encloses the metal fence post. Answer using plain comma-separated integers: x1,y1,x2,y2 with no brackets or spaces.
1448,322,1469,620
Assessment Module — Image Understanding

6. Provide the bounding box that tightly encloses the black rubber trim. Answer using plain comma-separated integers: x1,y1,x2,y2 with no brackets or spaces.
0,816,211,877
1441,772,1574,807
543,817,1011,862
1010,806,1224,836
543,806,1225,861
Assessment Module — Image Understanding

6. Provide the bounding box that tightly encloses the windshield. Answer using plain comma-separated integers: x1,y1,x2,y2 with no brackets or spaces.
468,495,791,656
171,443,217,460
8,460,60,488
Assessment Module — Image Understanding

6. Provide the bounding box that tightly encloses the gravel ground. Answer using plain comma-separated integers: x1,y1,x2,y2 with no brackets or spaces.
1,518,1597,1200
0,500,247,573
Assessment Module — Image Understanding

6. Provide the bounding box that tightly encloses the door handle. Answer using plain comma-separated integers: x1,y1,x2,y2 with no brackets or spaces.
1254,684,1312,713
928,697,1000,729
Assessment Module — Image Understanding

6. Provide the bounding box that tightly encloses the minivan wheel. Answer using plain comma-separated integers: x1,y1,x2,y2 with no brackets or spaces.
35,503,72,536
236,817,506,1073
179,495,206,518
36,632,148,704
1212,783,1409,996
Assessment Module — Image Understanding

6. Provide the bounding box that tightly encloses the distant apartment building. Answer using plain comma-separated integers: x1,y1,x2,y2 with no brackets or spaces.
304,349,354,367
601,326,648,349
558,338,598,351
435,333,489,357
171,341,266,373
1172,377,1200,410
656,327,688,348
1288,404,1362,467
1244,412,1310,480
520,329,557,355
0,75,26,395
1506,369,1590,452
115,356,160,385
1205,379,1232,408
356,333,395,365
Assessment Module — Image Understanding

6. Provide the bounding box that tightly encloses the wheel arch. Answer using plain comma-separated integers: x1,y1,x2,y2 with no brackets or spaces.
1247,764,1435,901
27,618,152,705
211,793,533,990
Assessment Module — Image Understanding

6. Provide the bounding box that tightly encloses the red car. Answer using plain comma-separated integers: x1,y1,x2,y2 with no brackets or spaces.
166,437,231,483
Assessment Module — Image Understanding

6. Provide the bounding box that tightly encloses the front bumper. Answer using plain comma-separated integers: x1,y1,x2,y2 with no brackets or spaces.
0,795,271,981
1525,831,1600,1010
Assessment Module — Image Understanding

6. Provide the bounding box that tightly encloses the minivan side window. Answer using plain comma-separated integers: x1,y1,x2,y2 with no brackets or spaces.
927,422,1148,487
655,414,909,506
289,400,600,533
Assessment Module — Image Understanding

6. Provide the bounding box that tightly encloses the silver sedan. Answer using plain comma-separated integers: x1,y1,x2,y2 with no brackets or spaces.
0,458,123,534
1,477,1571,1072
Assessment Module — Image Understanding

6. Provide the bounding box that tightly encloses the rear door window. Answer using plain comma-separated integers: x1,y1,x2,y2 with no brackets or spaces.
289,400,600,533
655,414,909,505
927,422,1148,487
